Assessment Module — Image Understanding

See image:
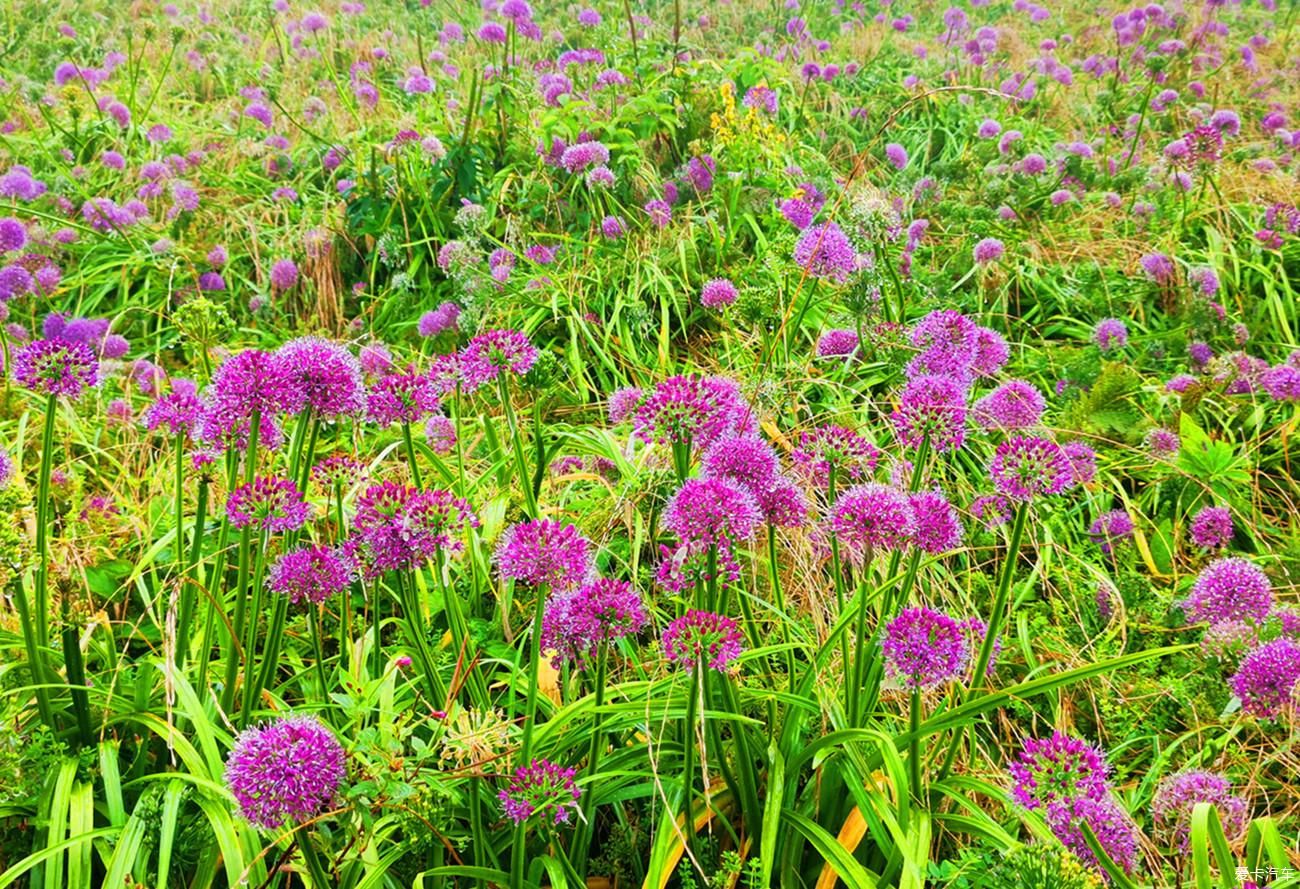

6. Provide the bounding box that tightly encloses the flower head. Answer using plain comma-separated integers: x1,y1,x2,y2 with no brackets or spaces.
883,606,968,690
1231,638,1300,719
663,477,763,547
541,578,648,668
269,544,355,604
226,476,310,532
700,278,738,309
700,435,780,494
269,258,299,291
459,329,538,392
989,435,1074,500
354,483,477,573
791,425,879,488
366,370,441,427
1094,318,1129,352
793,222,858,283
816,328,860,359
972,237,1005,264
499,759,582,826
663,610,744,671
13,339,99,397
892,374,968,452
633,375,753,451
1044,795,1138,876
495,518,591,589
908,490,963,553
972,380,1045,432
1152,771,1249,851
275,338,365,419
224,715,346,829
1087,510,1134,555
1008,731,1110,810
1182,557,1272,625
144,378,202,437
823,483,915,565
1189,505,1233,550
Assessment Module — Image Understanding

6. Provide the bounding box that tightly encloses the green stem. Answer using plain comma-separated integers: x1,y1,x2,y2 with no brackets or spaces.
239,531,272,726
398,571,446,708
680,665,701,858
403,421,424,490
909,688,923,800
519,584,549,763
767,527,796,694
498,376,537,518
971,502,1028,686
34,394,57,652
572,645,609,873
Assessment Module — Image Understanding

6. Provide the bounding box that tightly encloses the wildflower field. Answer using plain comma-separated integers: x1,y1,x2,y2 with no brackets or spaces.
2,0,1300,886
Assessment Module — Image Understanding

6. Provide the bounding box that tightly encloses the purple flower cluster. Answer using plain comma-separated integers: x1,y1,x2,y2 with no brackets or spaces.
540,578,648,667
1230,638,1300,719
699,278,738,309
224,715,346,829
495,518,591,589
418,302,462,337
268,544,355,605
1189,505,1233,550
663,477,763,549
906,310,1007,381
1009,731,1110,810
459,329,539,391
793,222,858,283
882,606,968,690
275,338,365,419
1094,318,1129,352
366,369,442,427
633,374,753,452
891,374,968,452
972,380,1045,432
1087,509,1134,555
816,328,860,359
12,339,100,397
908,490,963,554
1181,557,1272,625
354,483,478,573
662,610,744,671
499,759,582,826
823,483,915,565
1152,771,1249,850
226,476,310,533
791,425,880,489
988,435,1075,501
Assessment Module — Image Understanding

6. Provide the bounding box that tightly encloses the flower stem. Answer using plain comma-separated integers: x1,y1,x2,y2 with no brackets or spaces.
519,584,549,764
498,375,537,518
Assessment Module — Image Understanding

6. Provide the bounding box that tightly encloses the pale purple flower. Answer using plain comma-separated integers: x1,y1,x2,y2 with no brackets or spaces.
224,716,346,829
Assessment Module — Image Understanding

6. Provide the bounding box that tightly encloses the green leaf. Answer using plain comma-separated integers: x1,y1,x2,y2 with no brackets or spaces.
781,809,880,888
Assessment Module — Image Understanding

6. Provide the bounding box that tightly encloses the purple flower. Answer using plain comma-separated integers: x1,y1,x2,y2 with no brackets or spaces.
0,218,26,253
144,378,202,437
560,140,610,173
1087,509,1134,554
418,302,461,337
1152,771,1249,851
1189,506,1233,550
972,237,1005,264
269,258,299,291
269,544,355,604
1261,363,1300,402
755,476,809,528
1094,318,1129,351
499,759,582,826
907,310,979,380
663,610,744,671
779,197,815,230
1139,252,1176,285
973,380,1045,431
989,436,1074,501
496,519,591,590
970,494,1012,530
226,476,310,533
971,327,1010,376
793,222,858,283
209,349,298,421
224,715,346,830
884,142,909,170
0,450,12,489
823,483,915,565
13,339,99,397
600,216,625,239
644,199,672,228
353,483,477,573
541,578,647,668
791,425,879,488
908,490,963,554
1182,557,1272,625
633,375,753,452
699,278,738,309
701,435,779,494
1144,427,1180,458
663,477,763,547
1231,638,1300,719
1008,731,1110,810
424,415,457,455
883,606,968,689
607,387,643,424
275,338,365,419
312,454,365,490
366,370,440,427
459,329,539,392
1044,795,1138,875
892,374,968,452
816,328,860,359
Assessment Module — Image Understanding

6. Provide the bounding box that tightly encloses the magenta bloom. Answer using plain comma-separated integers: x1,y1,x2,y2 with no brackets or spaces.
13,339,99,397
972,237,1005,264
275,337,365,419
1189,505,1233,550
418,302,462,337
269,258,299,291
892,374,968,452
884,142,909,170
644,199,672,228
224,715,346,829
793,222,858,283
663,610,744,671
424,415,457,455
791,425,879,488
908,490,963,553
366,370,441,427
1008,731,1110,810
1231,638,1300,719
989,436,1074,500
699,278,738,309
226,476,310,533
607,386,644,424
1094,318,1129,352
1044,795,1138,876
883,606,968,690
354,483,477,573
907,310,980,380
970,494,1012,530
701,434,779,494
1182,557,1272,625
1144,427,1180,458
458,329,539,391
268,544,355,604
1061,441,1097,486
208,349,298,423
816,328,860,359
633,375,753,451
143,379,202,437
499,759,582,826
540,578,648,667
973,380,1045,431
663,477,763,547
824,483,915,564
496,518,591,589
1087,509,1134,554
756,476,809,528
1139,252,1176,285
1152,771,1249,850
971,327,1010,376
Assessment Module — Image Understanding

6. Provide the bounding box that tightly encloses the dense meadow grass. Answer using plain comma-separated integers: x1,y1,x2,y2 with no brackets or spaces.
1,0,1299,886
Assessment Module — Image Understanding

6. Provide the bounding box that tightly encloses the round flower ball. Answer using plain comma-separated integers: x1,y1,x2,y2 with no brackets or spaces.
224,715,346,829
699,278,738,309
972,237,1005,265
